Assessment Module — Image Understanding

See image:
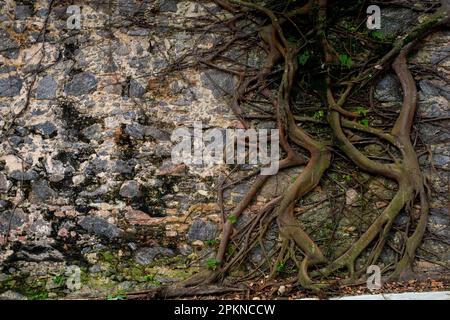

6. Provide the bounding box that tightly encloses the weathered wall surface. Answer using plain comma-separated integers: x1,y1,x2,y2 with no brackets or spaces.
0,1,448,299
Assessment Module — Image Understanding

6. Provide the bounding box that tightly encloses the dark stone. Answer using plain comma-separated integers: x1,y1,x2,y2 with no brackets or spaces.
84,158,109,175
200,70,235,98
374,73,402,103
118,0,140,15
32,121,58,137
187,219,218,241
0,173,9,192
16,244,64,262
380,8,417,36
134,247,174,265
119,180,141,198
125,122,144,139
9,170,38,181
36,75,58,99
15,5,32,20
0,66,17,74
78,216,123,239
65,72,98,96
420,79,450,100
0,76,23,97
159,0,179,12
8,135,22,146
129,79,145,98
144,126,171,141
31,180,57,202
0,209,27,233
13,21,27,33
0,200,11,212
129,57,149,69
81,123,103,140
0,30,18,59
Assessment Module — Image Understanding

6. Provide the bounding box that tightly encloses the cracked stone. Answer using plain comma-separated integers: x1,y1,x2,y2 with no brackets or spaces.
0,76,23,97
78,216,123,239
65,72,98,96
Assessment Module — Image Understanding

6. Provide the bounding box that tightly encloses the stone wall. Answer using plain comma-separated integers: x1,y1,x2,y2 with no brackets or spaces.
0,1,448,299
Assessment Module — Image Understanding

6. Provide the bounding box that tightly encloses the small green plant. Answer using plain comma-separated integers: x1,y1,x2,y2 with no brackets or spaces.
339,54,354,68
52,275,64,285
355,106,369,116
298,50,311,66
276,262,286,273
343,174,352,182
227,214,238,224
206,258,221,270
205,239,219,246
313,110,325,120
370,31,384,41
107,290,127,300
359,119,370,127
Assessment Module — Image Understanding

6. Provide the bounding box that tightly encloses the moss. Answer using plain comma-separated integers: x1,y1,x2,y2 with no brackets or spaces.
101,251,116,263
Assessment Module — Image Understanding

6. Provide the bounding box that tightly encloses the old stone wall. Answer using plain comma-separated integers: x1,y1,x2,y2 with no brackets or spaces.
0,1,448,299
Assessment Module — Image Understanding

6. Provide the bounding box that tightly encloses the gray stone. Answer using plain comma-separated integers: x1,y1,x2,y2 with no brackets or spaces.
36,75,58,99
0,30,19,59
111,160,134,174
380,8,417,36
0,173,10,192
84,158,109,175
200,70,235,98
187,219,218,241
81,123,103,140
9,170,38,181
159,0,179,12
15,5,32,20
144,126,171,141
0,200,10,211
374,74,402,103
129,79,145,98
31,180,57,202
129,57,149,70
16,244,64,262
65,72,98,96
78,216,123,239
127,28,150,36
125,122,145,139
89,264,102,273
0,76,23,97
13,21,27,33
0,209,27,233
0,65,17,74
29,219,52,237
118,0,140,15
0,291,27,300
119,180,141,198
134,247,174,265
32,121,58,137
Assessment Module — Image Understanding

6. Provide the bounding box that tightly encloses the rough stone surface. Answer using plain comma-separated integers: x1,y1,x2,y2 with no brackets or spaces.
36,75,58,100
78,216,123,239
0,30,19,59
0,2,447,299
134,247,175,265
187,219,218,241
0,76,23,97
0,290,27,300
65,72,98,96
